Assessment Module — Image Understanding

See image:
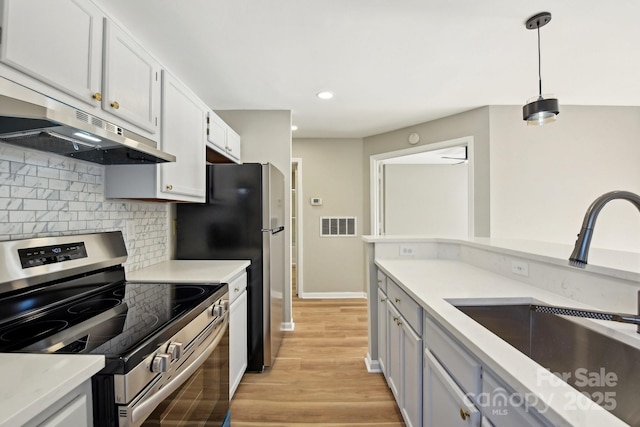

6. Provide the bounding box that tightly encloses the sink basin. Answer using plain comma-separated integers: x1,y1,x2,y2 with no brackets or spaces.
454,301,640,425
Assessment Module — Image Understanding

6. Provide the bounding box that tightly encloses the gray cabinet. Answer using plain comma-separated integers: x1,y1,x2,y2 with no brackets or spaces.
377,269,423,427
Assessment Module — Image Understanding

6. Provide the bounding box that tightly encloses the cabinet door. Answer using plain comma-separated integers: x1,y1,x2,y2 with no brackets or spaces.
386,302,402,400
226,127,241,162
229,289,248,400
160,71,205,201
401,318,423,427
206,110,227,151
424,350,481,427
0,0,103,106
377,287,388,375
102,19,160,134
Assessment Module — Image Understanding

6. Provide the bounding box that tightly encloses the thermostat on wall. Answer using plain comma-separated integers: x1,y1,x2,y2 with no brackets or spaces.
310,197,323,206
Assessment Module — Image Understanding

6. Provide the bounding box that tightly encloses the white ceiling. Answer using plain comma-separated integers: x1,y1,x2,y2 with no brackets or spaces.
93,0,640,138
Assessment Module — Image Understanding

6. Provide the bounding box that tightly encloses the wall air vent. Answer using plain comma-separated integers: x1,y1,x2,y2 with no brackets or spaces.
320,217,357,237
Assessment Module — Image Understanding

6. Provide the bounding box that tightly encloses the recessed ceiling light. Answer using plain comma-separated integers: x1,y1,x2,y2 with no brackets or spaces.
291,125,298,131
316,91,334,100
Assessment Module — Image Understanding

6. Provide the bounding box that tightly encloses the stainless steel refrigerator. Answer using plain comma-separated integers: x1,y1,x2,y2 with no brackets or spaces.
176,163,285,372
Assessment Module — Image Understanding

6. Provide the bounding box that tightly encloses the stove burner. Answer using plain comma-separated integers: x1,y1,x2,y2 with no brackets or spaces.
1,320,69,342
68,298,121,315
112,287,125,298
173,285,206,302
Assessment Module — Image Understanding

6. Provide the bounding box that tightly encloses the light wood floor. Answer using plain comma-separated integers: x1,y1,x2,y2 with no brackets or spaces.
229,286,405,426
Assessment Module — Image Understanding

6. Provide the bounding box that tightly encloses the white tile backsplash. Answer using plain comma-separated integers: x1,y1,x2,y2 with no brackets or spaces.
0,143,170,272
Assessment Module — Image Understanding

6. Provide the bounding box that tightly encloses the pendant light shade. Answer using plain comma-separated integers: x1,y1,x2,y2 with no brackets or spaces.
522,12,559,125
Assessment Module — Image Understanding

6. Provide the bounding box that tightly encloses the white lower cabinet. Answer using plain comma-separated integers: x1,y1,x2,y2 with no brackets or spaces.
24,380,93,427
229,272,248,400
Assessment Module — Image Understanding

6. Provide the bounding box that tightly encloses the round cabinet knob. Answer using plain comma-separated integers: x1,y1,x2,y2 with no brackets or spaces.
380,297,386,302
151,353,171,373
92,92,102,101
111,101,120,109
459,408,470,420
166,342,183,361
234,287,240,292
166,184,173,191
395,297,400,303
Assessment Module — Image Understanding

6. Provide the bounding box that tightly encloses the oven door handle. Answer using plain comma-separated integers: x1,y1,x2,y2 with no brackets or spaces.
129,315,228,426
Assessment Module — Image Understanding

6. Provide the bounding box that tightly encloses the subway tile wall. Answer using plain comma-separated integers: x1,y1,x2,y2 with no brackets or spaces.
0,143,170,272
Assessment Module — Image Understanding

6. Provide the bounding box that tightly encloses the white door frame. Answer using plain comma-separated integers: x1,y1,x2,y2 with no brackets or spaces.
370,136,475,237
291,158,304,297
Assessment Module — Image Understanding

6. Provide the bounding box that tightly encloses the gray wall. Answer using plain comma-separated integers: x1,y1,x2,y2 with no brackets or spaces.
216,110,295,321
292,138,365,294
363,106,491,238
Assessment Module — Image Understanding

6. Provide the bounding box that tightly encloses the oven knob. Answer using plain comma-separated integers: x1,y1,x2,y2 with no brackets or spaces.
151,353,171,373
167,342,183,361
212,304,225,317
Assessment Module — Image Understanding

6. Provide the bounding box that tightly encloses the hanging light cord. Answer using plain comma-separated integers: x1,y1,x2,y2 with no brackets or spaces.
537,25,543,98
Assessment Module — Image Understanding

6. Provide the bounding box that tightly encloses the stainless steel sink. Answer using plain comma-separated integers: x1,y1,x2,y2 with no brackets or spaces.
454,302,640,426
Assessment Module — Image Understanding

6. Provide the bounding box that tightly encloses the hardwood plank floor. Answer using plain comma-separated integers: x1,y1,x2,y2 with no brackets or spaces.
229,297,405,426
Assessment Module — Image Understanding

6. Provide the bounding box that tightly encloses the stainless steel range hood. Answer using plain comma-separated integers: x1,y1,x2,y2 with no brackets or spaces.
0,77,176,165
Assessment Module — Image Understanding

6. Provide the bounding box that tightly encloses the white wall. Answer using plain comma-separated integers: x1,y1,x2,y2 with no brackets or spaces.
384,163,468,237
489,105,640,252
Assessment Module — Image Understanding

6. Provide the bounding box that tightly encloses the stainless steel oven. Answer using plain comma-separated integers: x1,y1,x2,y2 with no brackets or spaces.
0,232,230,427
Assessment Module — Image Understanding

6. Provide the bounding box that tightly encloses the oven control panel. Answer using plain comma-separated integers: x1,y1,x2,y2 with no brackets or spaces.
18,242,88,268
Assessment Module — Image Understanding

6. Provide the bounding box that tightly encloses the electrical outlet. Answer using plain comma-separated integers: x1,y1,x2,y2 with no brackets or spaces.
399,245,415,257
511,260,529,277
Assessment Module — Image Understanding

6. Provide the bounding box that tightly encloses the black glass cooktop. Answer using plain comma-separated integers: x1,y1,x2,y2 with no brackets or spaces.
0,267,224,373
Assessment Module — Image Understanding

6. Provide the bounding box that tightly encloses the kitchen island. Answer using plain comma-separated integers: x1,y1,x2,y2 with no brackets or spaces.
364,236,640,427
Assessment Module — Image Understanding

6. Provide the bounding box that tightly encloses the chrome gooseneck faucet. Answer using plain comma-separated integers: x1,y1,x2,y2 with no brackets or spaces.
569,190,640,268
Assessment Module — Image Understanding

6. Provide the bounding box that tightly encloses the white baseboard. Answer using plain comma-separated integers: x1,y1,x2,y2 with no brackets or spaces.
365,353,382,373
298,291,367,299
281,322,295,331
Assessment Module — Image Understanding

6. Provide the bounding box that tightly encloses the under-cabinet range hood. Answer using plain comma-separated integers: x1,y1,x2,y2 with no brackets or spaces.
0,77,176,165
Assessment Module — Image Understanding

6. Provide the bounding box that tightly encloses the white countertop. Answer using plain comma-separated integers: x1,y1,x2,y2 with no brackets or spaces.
376,258,636,426
0,354,104,427
127,260,250,283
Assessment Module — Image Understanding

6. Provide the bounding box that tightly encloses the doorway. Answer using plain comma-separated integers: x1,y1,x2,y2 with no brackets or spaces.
291,158,303,297
370,136,474,237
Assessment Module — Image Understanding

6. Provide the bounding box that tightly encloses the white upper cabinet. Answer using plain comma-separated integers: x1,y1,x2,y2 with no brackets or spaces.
102,19,161,134
0,0,103,107
159,70,205,200
104,70,206,202
206,110,242,163
0,0,160,141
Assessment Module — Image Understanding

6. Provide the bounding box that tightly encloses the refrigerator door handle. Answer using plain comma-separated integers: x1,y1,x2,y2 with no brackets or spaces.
261,226,285,235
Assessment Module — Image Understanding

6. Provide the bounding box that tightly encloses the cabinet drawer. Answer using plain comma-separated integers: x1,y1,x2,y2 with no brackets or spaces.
228,271,247,305
424,316,481,397
482,371,549,427
376,269,387,293
387,278,422,334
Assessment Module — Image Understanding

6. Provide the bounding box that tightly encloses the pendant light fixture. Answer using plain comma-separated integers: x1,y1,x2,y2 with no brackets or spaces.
522,12,559,126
